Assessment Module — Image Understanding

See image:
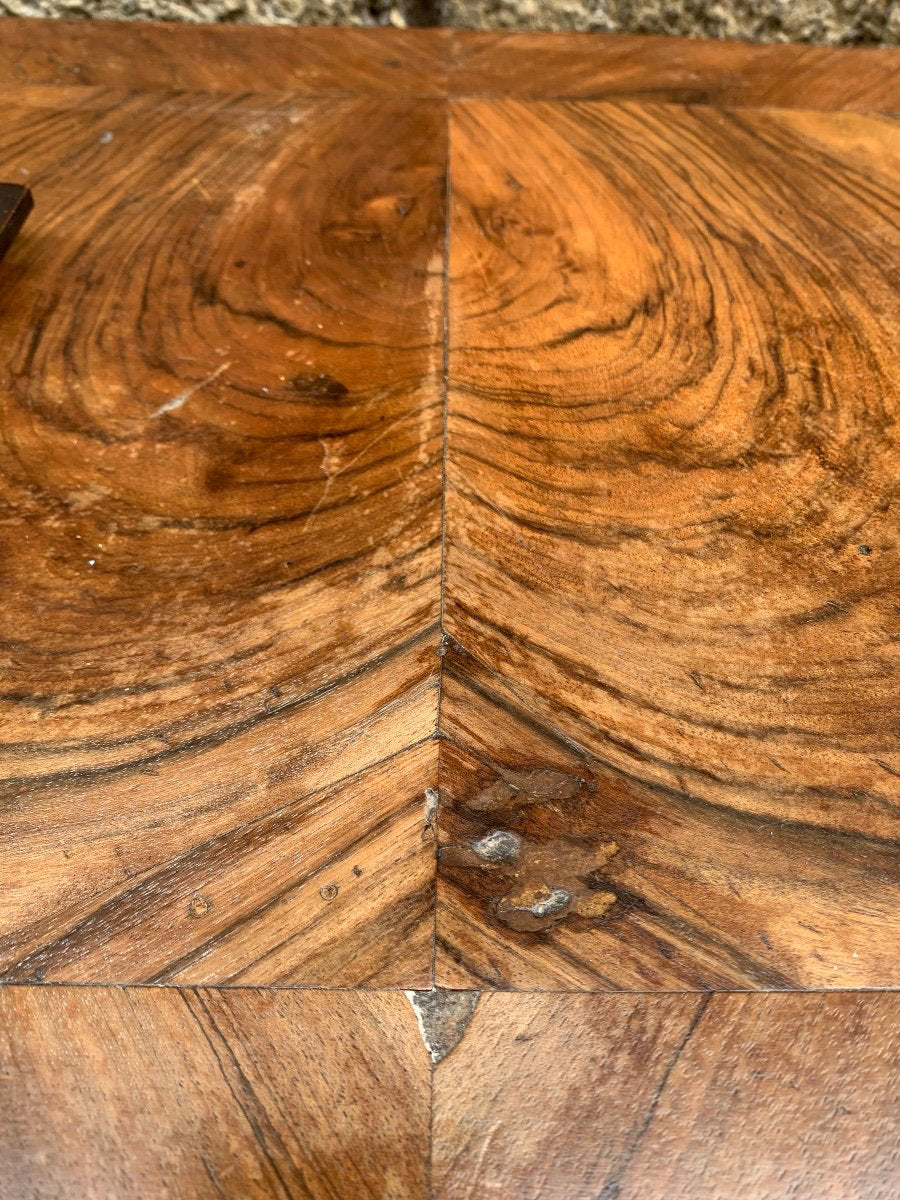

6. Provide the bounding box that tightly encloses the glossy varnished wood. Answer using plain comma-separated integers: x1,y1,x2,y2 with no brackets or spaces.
441,99,900,989
450,31,900,109
433,992,900,1199
0,86,444,984
0,986,429,1199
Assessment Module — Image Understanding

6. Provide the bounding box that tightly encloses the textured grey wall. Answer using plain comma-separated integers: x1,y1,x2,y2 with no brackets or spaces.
0,0,897,43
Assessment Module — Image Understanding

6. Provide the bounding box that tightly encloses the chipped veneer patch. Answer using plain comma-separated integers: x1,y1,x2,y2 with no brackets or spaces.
405,989,479,1064
441,763,621,933
472,829,521,864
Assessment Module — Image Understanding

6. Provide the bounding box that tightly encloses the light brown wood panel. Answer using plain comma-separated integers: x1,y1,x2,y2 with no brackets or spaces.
433,991,900,1200
0,87,444,984
444,99,900,988
0,17,449,94
451,31,900,110
0,985,430,1199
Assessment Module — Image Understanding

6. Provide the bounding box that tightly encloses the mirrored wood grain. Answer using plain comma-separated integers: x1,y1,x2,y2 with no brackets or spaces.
0,88,445,985
443,98,900,989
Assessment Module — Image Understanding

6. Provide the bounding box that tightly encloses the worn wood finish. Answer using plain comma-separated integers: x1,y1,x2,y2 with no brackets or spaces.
451,31,900,110
437,650,900,990
0,17,448,94
443,99,900,989
0,87,444,985
433,991,900,1200
0,17,898,1200
0,985,429,1199
0,181,31,260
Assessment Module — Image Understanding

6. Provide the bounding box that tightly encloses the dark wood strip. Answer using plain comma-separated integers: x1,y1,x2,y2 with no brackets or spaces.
0,181,31,260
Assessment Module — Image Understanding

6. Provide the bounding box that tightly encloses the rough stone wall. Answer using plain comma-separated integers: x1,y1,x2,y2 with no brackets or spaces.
0,0,897,43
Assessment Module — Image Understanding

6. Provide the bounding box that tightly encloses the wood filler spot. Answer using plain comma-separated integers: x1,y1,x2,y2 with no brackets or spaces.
188,894,211,918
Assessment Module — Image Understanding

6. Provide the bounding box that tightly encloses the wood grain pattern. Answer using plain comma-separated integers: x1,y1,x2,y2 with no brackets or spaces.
0,17,449,94
438,649,900,989
451,31,900,110
433,991,900,1200
0,22,898,1198
442,99,900,989
1,23,898,1002
3,21,898,113
0,985,429,1199
0,87,444,985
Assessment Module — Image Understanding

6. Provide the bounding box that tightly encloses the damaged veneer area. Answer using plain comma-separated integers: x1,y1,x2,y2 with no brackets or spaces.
405,989,480,1064
437,651,900,991
439,763,620,935
0,184,32,261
